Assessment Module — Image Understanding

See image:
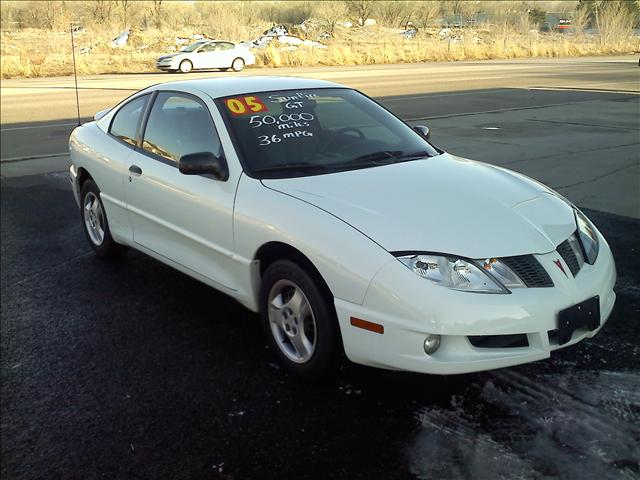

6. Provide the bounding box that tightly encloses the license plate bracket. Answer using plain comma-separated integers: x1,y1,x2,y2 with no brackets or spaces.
556,296,600,345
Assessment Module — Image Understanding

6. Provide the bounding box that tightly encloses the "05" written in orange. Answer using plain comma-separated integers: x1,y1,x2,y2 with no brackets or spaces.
224,96,268,115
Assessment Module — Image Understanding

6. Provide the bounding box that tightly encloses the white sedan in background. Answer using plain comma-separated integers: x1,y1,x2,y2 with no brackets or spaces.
69,77,616,379
156,40,255,73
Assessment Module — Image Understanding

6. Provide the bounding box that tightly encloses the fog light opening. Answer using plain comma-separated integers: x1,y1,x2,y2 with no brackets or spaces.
423,334,441,355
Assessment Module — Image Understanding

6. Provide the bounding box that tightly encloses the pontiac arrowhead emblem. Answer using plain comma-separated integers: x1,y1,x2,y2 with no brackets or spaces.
553,259,567,277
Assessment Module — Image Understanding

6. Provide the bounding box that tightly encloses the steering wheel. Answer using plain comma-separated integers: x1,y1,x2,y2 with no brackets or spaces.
322,127,365,152
337,127,365,139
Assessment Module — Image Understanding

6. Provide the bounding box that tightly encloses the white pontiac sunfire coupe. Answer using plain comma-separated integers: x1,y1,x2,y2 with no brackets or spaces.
69,77,616,379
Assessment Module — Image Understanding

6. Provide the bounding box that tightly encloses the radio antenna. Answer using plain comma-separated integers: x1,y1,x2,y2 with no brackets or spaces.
70,23,81,126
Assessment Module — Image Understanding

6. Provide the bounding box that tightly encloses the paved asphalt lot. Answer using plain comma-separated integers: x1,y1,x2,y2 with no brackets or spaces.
1,57,639,479
2,175,639,480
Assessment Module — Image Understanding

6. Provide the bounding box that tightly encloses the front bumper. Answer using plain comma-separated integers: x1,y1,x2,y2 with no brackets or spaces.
156,58,179,71
335,234,616,375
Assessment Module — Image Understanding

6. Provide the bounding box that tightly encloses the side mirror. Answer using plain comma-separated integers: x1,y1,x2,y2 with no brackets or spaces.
178,152,229,181
413,125,430,140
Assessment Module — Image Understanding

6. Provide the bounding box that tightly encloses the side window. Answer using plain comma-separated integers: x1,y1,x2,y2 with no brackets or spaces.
141,92,222,163
200,42,217,52
109,95,148,146
219,42,234,50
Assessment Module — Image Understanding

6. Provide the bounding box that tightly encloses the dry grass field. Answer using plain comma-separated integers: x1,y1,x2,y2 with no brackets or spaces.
1,0,638,78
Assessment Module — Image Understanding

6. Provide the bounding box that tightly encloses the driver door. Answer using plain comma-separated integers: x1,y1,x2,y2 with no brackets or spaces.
193,41,220,69
124,91,238,290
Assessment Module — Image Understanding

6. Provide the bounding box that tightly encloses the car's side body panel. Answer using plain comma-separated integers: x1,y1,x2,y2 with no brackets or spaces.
70,122,132,244
124,151,241,290
232,174,397,310
121,86,246,292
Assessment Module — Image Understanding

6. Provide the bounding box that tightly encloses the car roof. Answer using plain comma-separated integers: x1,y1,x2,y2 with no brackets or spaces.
147,76,345,99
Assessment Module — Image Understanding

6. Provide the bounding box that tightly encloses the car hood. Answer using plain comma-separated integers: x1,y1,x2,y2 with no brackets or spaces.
261,153,577,258
158,53,184,60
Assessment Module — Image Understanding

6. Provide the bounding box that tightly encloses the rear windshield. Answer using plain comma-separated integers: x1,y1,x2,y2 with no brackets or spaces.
215,88,440,178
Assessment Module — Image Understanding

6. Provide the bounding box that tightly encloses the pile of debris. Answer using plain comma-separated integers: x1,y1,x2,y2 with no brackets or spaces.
240,25,327,51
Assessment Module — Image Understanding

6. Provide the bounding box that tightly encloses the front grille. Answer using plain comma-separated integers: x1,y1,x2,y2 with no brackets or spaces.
468,334,529,348
500,255,554,287
557,239,581,276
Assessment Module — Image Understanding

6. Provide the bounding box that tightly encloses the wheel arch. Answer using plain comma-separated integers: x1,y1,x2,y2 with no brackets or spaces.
76,166,94,189
254,241,334,303
253,241,344,354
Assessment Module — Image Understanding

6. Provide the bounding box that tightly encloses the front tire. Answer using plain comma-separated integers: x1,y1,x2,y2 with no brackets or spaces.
260,260,340,379
179,59,193,73
231,57,245,72
80,179,127,258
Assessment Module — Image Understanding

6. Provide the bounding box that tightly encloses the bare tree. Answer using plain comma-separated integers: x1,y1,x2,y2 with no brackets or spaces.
596,0,635,45
572,3,591,33
412,1,442,28
346,0,376,26
118,0,130,29
316,1,347,34
151,0,163,29
378,1,409,28
92,0,113,23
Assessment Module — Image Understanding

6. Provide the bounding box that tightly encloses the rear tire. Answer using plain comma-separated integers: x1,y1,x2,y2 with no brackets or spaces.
231,57,245,72
260,260,340,380
179,59,193,73
80,179,127,259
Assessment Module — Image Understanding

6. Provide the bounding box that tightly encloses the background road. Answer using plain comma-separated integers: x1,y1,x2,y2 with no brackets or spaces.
1,57,639,479
2,55,639,155
1,56,639,217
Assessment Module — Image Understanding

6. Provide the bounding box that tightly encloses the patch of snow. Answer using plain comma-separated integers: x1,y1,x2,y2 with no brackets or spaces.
408,370,640,479
302,39,327,49
111,30,130,47
263,25,289,37
278,35,303,46
401,27,418,39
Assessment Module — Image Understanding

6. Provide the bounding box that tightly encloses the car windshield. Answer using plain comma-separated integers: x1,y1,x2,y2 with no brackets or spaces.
180,41,207,52
216,88,440,178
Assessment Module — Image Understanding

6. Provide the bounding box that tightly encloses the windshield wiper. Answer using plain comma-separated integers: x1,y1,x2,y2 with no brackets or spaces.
394,150,431,161
344,150,402,165
254,163,330,174
333,150,429,172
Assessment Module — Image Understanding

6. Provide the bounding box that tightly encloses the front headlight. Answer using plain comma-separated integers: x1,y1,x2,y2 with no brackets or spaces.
396,254,514,293
575,209,599,264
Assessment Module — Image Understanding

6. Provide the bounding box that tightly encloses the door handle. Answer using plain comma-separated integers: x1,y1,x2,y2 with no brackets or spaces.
129,165,142,176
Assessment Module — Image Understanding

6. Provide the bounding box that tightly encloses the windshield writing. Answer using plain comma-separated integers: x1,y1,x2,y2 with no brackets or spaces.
217,88,439,178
